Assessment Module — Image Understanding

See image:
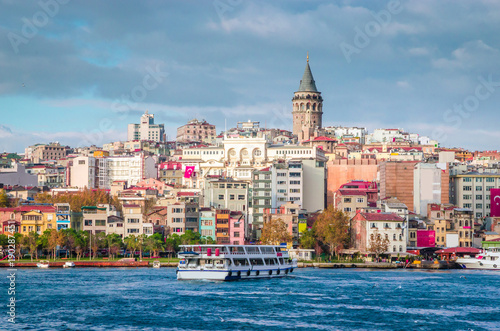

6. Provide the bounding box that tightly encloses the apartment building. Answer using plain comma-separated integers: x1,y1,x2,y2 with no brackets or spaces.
82,205,117,235
200,207,216,241
26,142,68,163
203,178,249,212
127,111,165,142
351,212,406,255
216,209,230,244
19,207,57,235
176,119,216,144
68,156,97,189
450,172,500,218
427,204,474,248
123,204,144,236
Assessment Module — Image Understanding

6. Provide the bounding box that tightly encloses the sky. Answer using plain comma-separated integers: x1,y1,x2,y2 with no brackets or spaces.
1,0,500,153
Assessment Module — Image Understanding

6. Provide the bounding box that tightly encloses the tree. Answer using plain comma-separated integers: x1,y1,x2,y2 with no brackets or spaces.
0,234,8,252
0,189,10,207
106,234,122,260
35,188,112,212
260,218,292,245
368,230,390,261
24,232,39,261
74,231,89,260
124,235,138,258
45,229,59,261
299,229,316,249
180,230,202,245
145,235,163,258
313,205,350,259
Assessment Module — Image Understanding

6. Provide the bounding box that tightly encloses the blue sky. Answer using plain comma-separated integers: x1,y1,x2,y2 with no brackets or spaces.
1,0,500,153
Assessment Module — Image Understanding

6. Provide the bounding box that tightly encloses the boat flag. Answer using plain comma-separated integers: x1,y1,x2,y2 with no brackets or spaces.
184,166,195,178
490,188,500,217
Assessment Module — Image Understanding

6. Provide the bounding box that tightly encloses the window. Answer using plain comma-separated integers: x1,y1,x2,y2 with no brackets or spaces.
463,194,472,200
344,198,352,203
218,195,224,200
393,234,396,240
230,194,235,200
463,186,472,191
127,229,139,234
370,223,377,229
384,223,391,229
357,198,364,203
173,208,183,213
84,220,92,226
476,186,482,191
95,220,106,226
78,160,85,165
277,172,287,177
238,195,245,200
486,186,494,191
290,189,301,193
476,203,482,209
475,178,483,182
173,218,183,223
289,172,301,177
344,207,352,212
277,181,286,185
234,232,240,238
463,177,472,182
127,219,140,224
290,180,301,185
476,212,482,218
486,178,495,183
464,203,472,208
476,195,483,200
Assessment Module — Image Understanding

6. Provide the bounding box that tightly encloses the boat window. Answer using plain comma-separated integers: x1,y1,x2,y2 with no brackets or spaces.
250,258,265,266
278,258,284,265
260,247,274,254
233,258,250,266
246,246,259,254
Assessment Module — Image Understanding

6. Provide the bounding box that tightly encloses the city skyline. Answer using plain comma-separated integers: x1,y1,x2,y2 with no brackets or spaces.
2,0,500,152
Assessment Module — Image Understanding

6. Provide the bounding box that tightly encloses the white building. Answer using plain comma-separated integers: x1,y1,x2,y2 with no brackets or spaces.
413,163,447,216
97,154,157,189
271,161,303,209
127,111,165,142
69,156,97,189
322,126,368,144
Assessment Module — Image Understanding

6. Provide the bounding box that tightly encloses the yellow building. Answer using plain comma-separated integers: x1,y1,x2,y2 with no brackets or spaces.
20,209,57,235
93,150,110,158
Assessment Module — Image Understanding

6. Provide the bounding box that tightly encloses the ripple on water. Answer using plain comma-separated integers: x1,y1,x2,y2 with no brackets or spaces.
1,268,500,330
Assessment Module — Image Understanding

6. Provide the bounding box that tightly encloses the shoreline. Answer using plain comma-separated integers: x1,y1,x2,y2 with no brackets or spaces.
0,261,459,269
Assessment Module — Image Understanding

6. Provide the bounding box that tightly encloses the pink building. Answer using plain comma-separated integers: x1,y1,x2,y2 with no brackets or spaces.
416,230,435,247
229,211,245,245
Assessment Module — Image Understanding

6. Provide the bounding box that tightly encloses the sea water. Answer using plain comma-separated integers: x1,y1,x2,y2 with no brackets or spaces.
1,267,499,330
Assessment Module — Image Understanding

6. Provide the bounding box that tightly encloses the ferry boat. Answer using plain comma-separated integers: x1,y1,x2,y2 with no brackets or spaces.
456,249,500,270
176,245,298,281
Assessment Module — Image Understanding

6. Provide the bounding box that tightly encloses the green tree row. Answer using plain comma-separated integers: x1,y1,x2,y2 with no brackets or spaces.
0,230,216,261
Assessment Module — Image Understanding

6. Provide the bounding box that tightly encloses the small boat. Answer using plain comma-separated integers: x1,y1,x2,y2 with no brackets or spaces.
63,261,75,268
177,245,298,281
152,260,161,268
456,249,500,270
37,260,50,268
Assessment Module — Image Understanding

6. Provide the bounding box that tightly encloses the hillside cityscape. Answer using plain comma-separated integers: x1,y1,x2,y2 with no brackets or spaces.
1,57,499,260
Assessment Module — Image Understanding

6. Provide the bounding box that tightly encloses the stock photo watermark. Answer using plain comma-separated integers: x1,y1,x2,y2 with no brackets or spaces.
213,0,242,24
7,0,71,54
79,64,168,147
340,0,402,64
433,74,500,143
6,223,17,324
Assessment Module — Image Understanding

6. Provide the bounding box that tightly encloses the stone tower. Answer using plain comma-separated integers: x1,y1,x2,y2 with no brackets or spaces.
292,54,323,142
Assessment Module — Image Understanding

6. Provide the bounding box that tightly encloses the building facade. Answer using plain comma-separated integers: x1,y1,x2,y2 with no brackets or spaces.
127,111,165,142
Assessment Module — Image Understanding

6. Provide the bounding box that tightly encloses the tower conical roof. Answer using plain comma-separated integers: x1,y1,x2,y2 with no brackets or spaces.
298,61,318,92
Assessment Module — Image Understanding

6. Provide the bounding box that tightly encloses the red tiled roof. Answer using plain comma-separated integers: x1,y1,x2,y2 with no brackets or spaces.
0,206,56,213
177,192,196,196
338,189,367,196
359,212,404,222
123,204,140,208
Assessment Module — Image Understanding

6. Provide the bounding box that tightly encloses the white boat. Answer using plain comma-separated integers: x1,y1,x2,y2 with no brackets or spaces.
63,261,75,268
152,260,161,268
176,244,298,281
456,249,500,270
37,260,50,268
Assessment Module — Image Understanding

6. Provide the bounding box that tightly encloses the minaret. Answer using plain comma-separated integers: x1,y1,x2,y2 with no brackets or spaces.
292,53,323,142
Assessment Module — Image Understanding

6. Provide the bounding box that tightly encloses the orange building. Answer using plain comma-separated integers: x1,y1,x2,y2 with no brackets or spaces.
326,159,378,206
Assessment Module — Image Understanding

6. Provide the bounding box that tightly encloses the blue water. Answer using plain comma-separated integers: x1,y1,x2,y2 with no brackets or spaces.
1,267,499,330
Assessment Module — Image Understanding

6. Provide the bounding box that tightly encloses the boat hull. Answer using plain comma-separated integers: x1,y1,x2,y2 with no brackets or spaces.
456,259,500,270
177,267,296,281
